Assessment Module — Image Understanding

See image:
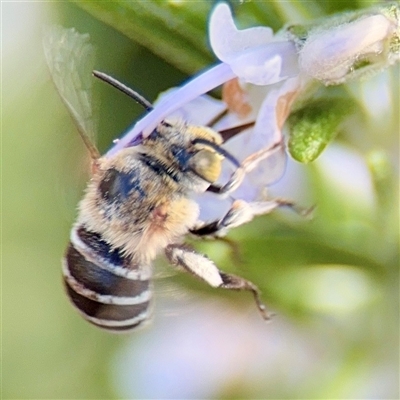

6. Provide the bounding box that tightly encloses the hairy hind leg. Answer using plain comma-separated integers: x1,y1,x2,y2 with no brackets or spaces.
165,243,273,320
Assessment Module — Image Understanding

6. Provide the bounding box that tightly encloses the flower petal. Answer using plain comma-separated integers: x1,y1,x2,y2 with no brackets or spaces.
156,89,227,126
229,41,299,85
209,3,299,86
224,77,301,191
209,3,273,63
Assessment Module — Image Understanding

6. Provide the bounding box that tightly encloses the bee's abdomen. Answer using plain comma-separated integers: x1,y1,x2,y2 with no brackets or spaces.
62,226,152,332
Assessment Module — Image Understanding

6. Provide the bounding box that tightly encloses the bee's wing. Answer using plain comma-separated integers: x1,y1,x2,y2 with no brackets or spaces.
43,26,100,159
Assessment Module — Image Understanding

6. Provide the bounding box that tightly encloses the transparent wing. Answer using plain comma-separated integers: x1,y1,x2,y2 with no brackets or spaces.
43,25,99,158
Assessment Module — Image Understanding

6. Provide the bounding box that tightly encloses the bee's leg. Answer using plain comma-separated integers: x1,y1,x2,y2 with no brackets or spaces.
208,141,282,196
165,244,273,320
191,198,309,238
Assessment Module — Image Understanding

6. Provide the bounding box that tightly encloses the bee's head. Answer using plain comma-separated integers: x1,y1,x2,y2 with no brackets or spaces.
144,120,237,184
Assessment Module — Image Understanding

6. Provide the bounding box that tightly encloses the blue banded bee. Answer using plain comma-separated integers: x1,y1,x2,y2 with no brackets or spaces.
44,27,297,332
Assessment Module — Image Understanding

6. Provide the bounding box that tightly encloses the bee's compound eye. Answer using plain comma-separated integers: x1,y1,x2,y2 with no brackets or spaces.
189,150,222,183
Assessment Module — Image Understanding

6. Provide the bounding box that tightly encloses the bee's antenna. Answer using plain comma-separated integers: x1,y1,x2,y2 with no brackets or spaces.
93,70,153,112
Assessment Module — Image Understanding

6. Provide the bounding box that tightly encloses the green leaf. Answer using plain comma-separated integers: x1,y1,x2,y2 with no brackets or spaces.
288,97,355,163
71,0,214,74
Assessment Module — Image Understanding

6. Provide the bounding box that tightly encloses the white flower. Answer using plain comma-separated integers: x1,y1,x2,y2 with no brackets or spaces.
108,3,399,157
107,2,299,156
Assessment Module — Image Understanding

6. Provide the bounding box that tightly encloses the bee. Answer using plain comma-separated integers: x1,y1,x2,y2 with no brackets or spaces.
44,26,297,332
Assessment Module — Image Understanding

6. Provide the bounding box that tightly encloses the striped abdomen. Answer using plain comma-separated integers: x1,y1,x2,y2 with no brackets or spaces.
62,226,152,332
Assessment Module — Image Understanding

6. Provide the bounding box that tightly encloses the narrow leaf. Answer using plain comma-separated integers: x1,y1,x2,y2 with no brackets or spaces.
288,98,355,163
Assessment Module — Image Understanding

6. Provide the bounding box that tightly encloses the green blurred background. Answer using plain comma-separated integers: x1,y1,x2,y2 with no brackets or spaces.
2,1,399,399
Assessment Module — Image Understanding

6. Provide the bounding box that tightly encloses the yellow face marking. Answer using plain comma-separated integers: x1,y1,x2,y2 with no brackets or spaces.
189,149,223,183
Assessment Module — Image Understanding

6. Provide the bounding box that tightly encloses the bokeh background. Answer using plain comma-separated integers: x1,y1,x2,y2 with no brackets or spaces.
3,1,399,399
